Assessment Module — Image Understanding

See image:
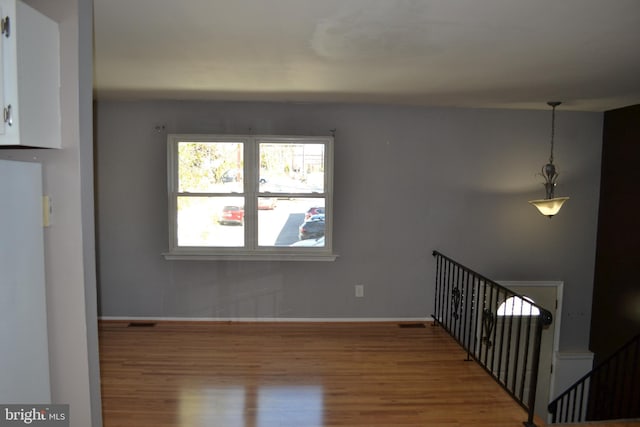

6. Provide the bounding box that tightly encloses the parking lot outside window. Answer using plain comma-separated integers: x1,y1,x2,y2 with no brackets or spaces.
165,134,335,261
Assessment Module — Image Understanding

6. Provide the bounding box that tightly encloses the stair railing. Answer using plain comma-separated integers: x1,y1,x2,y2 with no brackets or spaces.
548,333,640,424
432,251,553,427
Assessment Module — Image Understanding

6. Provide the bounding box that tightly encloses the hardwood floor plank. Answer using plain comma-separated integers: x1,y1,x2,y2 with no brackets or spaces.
98,321,638,427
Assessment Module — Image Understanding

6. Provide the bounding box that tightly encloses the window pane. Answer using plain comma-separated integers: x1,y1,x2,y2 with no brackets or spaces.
177,196,244,247
258,198,325,247
497,296,540,316
259,143,324,193
178,141,243,193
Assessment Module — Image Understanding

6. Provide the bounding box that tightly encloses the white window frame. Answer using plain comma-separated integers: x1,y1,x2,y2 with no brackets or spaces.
164,134,336,261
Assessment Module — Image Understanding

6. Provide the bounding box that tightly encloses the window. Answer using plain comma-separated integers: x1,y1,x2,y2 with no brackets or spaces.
497,296,541,317
165,134,335,261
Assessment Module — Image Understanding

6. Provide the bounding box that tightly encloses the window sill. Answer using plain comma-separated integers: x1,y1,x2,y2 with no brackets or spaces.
162,252,338,262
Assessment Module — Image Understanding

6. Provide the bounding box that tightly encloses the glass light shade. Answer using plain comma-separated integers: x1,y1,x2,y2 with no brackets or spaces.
528,197,569,217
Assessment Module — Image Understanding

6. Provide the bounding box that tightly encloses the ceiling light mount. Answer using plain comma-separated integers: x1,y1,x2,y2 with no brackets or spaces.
528,101,569,218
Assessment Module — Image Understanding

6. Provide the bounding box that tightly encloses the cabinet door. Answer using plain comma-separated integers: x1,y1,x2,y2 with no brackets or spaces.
0,3,5,136
0,0,60,148
0,159,51,403
0,0,15,143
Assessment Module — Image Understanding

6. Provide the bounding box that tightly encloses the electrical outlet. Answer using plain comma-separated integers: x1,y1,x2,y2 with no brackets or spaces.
355,284,364,297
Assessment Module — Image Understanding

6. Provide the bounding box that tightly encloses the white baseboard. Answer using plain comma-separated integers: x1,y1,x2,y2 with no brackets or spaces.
99,316,433,323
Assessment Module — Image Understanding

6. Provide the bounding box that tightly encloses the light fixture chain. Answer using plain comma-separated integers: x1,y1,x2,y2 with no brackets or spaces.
549,104,556,165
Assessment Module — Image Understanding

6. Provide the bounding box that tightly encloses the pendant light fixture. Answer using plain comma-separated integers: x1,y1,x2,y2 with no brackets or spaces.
528,101,569,217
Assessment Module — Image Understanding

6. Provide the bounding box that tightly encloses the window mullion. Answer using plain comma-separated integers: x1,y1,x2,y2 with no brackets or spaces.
243,137,258,250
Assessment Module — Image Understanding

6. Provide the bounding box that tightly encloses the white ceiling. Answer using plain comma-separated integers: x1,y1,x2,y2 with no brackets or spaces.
93,0,640,111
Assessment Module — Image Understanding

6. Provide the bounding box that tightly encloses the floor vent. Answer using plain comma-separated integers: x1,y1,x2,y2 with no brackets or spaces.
127,322,157,328
398,323,426,328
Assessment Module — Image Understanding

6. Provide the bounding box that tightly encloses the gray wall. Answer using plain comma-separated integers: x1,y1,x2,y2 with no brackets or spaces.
95,100,602,351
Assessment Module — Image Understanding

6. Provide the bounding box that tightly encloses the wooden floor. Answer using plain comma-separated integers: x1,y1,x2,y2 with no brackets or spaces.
98,321,639,427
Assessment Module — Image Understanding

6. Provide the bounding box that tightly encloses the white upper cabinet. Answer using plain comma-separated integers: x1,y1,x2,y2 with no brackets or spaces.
0,0,60,148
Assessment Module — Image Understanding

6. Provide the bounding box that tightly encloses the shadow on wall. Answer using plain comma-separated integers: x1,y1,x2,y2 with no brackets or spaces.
162,265,288,318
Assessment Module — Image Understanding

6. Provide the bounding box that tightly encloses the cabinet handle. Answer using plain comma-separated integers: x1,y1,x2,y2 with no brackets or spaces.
3,105,12,126
1,16,9,38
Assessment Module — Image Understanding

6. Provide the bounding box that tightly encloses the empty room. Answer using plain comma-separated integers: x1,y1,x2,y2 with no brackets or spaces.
1,1,639,426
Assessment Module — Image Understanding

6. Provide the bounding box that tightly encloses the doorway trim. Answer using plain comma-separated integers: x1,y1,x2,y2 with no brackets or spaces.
498,280,564,422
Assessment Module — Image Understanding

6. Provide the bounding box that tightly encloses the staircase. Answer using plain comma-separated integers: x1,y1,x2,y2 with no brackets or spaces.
548,333,640,424
431,251,553,427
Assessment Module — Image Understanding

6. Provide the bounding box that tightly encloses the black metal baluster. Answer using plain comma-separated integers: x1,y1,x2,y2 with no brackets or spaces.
433,253,441,324
444,262,455,330
488,288,497,372
440,255,445,323
489,286,500,375
456,266,463,340
588,368,599,421
440,259,449,329
444,259,452,330
504,292,515,391
449,263,456,336
495,288,506,383
520,302,534,402
439,254,444,322
434,253,440,322
578,380,585,422
440,260,450,331
483,306,495,366
510,297,523,394
570,386,578,422
469,271,477,360
452,265,461,339
558,396,569,423
481,280,492,366
473,275,482,358
450,262,456,333
463,269,473,361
